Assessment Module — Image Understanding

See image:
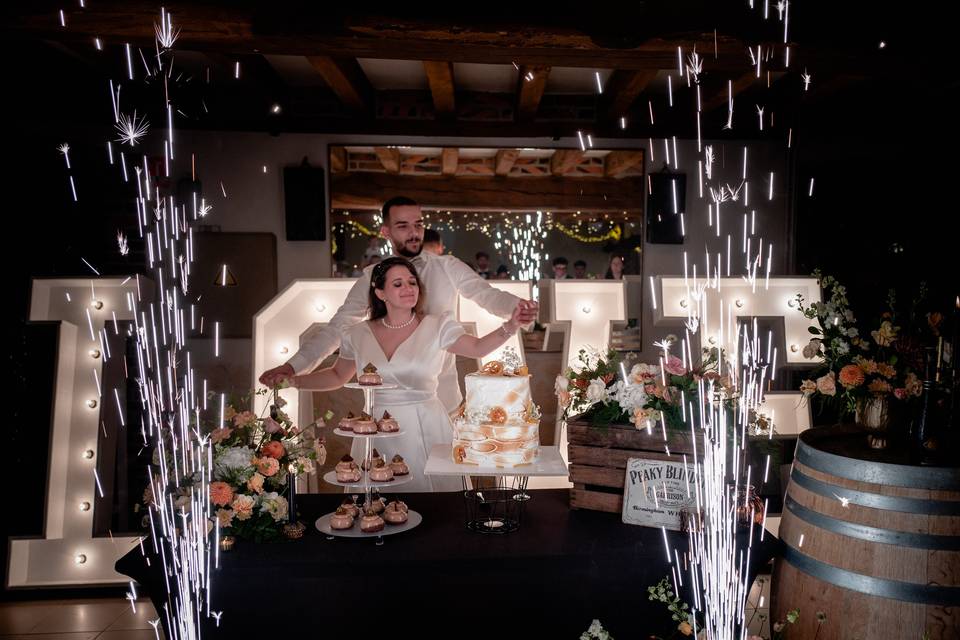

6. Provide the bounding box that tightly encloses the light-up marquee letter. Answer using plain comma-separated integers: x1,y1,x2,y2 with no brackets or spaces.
252,279,356,428
653,276,822,368
458,280,532,366
8,278,142,587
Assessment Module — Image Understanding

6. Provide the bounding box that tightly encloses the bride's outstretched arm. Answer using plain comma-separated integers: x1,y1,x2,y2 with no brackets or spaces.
290,357,356,391
447,306,523,359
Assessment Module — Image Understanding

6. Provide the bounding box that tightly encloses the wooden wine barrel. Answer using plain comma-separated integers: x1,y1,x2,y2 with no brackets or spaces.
772,425,960,639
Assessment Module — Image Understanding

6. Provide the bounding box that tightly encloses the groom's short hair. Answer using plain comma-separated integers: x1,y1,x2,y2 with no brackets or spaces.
382,196,419,223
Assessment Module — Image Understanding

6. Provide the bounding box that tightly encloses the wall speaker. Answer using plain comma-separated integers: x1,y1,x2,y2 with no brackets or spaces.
283,165,326,241
646,172,685,244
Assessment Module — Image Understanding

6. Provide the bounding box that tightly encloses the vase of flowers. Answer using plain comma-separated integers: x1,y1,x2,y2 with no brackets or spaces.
855,395,891,431
794,272,923,438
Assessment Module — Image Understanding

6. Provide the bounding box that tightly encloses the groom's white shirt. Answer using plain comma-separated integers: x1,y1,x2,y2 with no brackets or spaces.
285,251,521,411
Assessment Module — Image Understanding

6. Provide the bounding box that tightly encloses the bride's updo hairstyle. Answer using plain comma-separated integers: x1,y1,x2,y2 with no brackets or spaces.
368,256,426,321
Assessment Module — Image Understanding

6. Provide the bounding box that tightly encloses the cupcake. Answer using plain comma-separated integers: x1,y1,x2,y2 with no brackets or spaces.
335,455,356,474
360,509,385,533
329,506,354,530
389,454,410,476
339,498,359,518
377,411,399,432
337,412,358,432
352,412,378,434
358,363,382,386
335,466,361,484
368,460,394,483
361,448,385,471
366,496,386,515
383,501,408,525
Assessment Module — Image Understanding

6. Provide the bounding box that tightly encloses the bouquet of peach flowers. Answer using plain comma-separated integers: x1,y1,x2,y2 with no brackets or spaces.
138,388,327,542
794,271,922,418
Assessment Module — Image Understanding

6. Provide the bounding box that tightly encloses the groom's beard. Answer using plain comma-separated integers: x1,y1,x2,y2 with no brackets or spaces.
395,240,423,258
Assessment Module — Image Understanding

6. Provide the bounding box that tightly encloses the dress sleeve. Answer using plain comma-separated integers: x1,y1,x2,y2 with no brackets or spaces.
338,327,357,362
437,311,466,350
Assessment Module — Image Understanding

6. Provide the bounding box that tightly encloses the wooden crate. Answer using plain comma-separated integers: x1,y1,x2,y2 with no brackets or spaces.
568,419,696,513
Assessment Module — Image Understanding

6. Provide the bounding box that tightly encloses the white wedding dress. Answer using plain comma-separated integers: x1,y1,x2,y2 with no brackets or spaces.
339,312,465,492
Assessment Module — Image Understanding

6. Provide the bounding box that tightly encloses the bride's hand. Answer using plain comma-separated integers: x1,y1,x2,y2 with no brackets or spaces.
505,305,524,332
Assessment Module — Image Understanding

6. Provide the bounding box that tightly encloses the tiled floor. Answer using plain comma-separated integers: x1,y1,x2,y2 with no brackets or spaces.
0,598,163,640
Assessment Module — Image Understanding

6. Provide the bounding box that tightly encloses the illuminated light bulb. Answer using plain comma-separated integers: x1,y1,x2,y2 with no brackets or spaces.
83,449,95,459
735,299,744,308
79,501,91,512
314,302,326,313
89,349,101,359
790,344,799,353
679,299,688,309
270,103,282,114
787,299,797,308
75,554,87,564
279,346,289,355
581,305,592,315
91,300,104,310
86,399,98,409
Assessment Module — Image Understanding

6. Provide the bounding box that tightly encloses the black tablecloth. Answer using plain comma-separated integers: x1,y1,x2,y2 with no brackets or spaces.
117,489,778,638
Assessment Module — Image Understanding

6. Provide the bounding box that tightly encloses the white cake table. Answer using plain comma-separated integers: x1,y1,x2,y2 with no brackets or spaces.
424,444,568,477
424,445,568,533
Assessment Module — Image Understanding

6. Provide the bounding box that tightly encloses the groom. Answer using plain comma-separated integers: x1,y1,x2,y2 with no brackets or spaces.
259,196,539,411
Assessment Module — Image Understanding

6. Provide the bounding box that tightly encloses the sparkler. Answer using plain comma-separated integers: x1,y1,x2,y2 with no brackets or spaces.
116,112,150,146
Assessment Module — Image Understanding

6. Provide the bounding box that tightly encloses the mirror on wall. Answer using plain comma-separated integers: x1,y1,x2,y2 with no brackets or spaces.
327,145,646,281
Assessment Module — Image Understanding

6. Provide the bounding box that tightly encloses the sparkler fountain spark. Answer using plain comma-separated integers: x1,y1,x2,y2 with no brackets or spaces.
649,4,800,638
71,8,219,638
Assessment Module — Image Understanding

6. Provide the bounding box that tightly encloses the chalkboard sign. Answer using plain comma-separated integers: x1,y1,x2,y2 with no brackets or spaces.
622,457,698,530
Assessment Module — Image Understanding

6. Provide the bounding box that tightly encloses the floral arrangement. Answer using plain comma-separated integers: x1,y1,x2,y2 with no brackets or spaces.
139,388,327,543
555,345,729,430
794,271,927,418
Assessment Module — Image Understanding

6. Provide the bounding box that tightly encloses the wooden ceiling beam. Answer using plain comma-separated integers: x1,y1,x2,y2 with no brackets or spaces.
373,147,401,173
441,148,458,176
495,150,520,176
550,149,585,175
601,70,658,119
516,65,550,122
423,60,456,118
701,71,757,113
604,150,645,177
306,55,373,112
330,172,644,212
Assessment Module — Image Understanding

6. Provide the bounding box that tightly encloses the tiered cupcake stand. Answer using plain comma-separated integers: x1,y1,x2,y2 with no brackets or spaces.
315,382,422,544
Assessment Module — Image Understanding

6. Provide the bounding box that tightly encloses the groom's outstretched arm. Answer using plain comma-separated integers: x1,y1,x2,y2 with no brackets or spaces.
284,273,370,374
445,255,522,319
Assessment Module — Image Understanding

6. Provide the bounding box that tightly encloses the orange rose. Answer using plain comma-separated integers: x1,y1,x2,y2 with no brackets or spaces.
260,440,285,459
838,364,865,388
209,481,234,507
256,457,280,477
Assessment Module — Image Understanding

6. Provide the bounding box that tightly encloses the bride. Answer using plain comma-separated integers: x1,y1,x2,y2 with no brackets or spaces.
292,256,523,491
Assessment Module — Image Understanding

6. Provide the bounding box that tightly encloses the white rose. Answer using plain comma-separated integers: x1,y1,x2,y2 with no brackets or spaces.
802,338,822,359
585,378,609,404
554,375,570,395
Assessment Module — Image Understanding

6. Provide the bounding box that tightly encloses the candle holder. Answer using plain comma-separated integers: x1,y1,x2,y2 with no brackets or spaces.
219,535,236,552
282,521,306,540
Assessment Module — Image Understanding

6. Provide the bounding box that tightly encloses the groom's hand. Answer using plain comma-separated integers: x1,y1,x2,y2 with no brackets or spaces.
515,300,539,325
259,363,295,387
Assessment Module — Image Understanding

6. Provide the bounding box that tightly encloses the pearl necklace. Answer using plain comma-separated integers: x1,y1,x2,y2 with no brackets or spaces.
381,313,416,330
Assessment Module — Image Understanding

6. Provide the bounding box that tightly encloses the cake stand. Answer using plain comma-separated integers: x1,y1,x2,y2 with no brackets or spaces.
316,381,422,544
424,444,568,534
